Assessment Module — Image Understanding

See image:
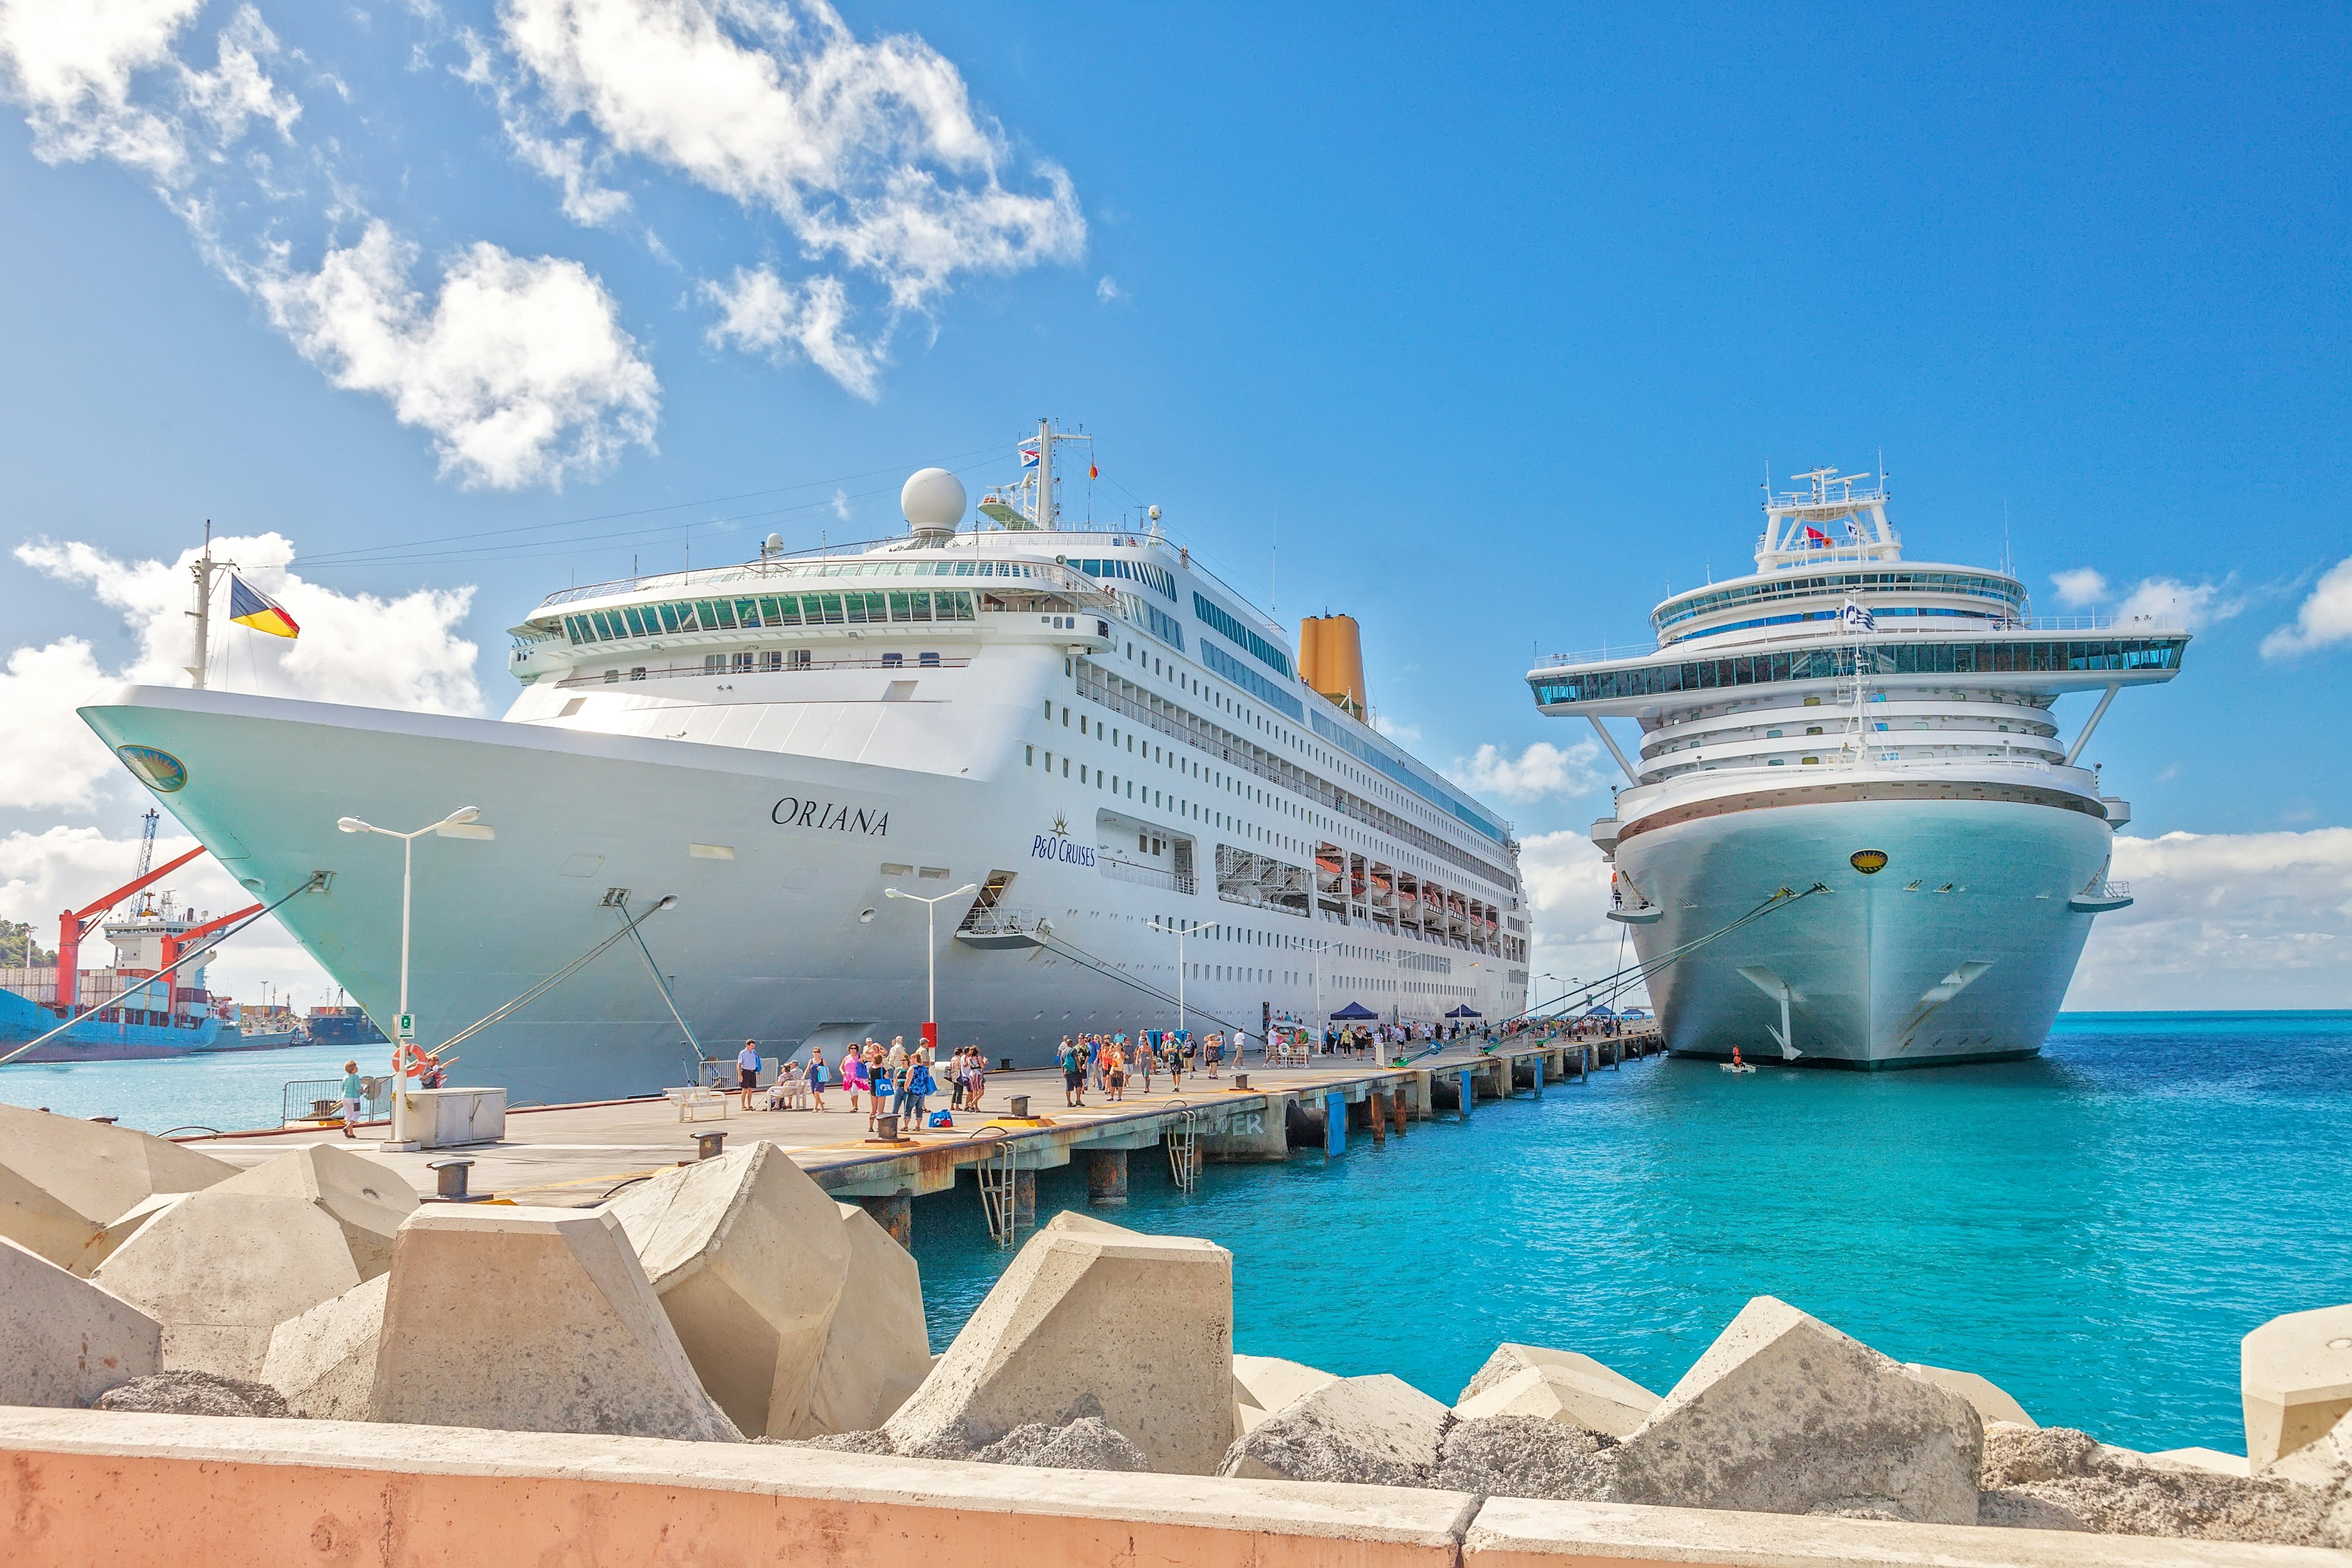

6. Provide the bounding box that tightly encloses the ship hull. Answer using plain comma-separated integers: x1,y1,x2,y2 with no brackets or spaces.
1615,795,2109,1068
1,986,222,1062
80,685,1508,1104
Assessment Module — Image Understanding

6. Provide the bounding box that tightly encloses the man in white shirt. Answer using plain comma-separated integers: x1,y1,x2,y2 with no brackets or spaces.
736,1040,763,1110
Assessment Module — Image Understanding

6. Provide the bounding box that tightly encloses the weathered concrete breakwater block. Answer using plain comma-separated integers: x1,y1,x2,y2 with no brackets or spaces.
1608,1295,1983,1525
801,1202,932,1437
261,1273,388,1421
886,1212,1232,1474
2244,1303,2352,1472
1978,1420,2352,1547
1234,1354,1340,1435
91,1191,361,1380
0,1102,233,1269
1454,1344,1660,1436
1219,1374,1451,1487
1904,1360,2039,1428
0,1235,160,1408
370,1205,740,1442
608,1144,851,1439
212,1145,417,1280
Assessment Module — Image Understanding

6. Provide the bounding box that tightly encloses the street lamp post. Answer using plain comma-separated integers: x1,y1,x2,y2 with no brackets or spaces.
337,805,492,1150
884,883,978,1054
1301,938,1333,1054
1147,918,1213,1036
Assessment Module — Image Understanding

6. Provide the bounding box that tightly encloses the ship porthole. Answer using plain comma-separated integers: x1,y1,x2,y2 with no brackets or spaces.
858,907,877,924
1850,850,1889,875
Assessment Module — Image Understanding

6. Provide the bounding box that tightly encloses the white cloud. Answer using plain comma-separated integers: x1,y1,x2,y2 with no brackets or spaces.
2,6,662,491
9,532,483,818
1447,739,1604,804
1518,829,1643,1008
2069,827,2352,1009
0,639,120,813
701,264,881,398
2260,556,2352,660
0,825,331,1013
1096,274,1121,302
18,532,483,717
2112,576,2241,631
500,0,1084,381
252,221,659,489
828,486,851,521
2050,567,2107,606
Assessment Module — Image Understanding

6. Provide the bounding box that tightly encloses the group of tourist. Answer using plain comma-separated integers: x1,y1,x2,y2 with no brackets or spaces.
1052,1030,1227,1107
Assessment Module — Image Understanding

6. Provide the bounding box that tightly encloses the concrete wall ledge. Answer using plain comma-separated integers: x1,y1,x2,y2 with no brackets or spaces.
2,1408,2339,1568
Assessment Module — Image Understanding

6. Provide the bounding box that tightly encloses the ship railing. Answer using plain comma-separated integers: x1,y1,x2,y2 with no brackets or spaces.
1097,857,1196,895
552,653,974,687
957,905,1055,939
282,1075,390,1128
536,549,1117,609
1534,614,2179,670
2095,880,2131,900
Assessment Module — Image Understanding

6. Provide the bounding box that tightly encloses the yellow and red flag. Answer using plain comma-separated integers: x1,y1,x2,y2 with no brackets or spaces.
228,575,300,638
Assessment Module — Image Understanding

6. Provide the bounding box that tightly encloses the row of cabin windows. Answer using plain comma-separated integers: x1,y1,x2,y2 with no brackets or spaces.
564,588,979,646
594,649,947,682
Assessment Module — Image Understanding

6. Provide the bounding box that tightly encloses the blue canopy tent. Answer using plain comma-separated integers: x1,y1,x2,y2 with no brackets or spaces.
1444,1005,1483,1018
1328,1001,1378,1020
1583,1004,1617,1019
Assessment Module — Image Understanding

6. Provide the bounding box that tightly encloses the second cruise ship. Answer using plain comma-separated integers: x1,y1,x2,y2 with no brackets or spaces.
78,424,1528,1103
1526,469,2186,1068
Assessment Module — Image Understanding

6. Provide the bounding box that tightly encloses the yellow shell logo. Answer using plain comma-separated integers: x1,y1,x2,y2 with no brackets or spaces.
1850,850,1889,875
116,745,187,793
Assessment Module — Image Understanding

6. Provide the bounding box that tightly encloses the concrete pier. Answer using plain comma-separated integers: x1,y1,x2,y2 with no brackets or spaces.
165,1031,1663,1218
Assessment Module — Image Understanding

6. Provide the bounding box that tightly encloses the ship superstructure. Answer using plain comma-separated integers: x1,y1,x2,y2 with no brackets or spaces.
1526,468,2185,1067
78,424,1528,1102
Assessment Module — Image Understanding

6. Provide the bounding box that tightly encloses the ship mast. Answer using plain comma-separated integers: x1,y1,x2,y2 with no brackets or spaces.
184,521,233,690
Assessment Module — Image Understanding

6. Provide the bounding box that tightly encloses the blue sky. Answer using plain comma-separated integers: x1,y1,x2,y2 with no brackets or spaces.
1,1,2346,1010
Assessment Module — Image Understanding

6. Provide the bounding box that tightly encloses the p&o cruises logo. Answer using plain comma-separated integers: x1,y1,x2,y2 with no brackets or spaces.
1032,812,1095,866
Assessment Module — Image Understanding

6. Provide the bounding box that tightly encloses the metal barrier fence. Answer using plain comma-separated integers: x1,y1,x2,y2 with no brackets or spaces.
282,1075,389,1126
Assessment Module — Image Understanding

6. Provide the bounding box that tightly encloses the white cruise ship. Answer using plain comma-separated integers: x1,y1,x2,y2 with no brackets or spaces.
80,424,1528,1103
1527,469,2186,1068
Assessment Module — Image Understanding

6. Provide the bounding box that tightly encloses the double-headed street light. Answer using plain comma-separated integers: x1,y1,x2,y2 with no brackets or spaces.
884,883,977,1054
337,805,493,1150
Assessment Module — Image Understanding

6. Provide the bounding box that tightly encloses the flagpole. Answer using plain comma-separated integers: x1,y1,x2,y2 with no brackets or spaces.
187,521,216,690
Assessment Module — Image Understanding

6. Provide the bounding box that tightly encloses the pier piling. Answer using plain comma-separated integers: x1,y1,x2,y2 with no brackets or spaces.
1084,1148,1129,1207
1324,1091,1346,1156
1366,1091,1389,1145
856,1193,913,1249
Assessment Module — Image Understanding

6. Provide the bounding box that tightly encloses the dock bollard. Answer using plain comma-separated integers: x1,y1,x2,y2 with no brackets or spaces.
694,1130,727,1161
425,1158,489,1202
1007,1094,1031,1120
1232,1072,1250,1090
873,1112,901,1142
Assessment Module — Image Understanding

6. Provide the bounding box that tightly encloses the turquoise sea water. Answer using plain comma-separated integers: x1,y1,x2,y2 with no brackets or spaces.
8,1014,2346,1453
907,1012,2352,1455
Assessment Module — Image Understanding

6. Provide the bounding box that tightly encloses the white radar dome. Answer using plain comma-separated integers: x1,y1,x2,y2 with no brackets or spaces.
901,468,967,530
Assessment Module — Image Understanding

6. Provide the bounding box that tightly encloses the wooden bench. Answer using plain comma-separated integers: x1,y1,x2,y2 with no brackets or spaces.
665,1085,730,1121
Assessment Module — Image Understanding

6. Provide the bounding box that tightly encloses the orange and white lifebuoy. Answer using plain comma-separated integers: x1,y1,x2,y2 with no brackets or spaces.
395,1042,440,1080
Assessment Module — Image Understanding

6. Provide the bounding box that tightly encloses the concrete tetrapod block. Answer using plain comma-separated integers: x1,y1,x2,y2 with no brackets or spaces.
90,1190,361,1379
606,1143,852,1439
369,1204,740,1442
2242,1303,2352,1471
0,1234,160,1407
260,1273,387,1420
886,1211,1232,1474
1219,1373,1452,1487
65,1191,182,1277
1455,1344,1661,1437
1608,1295,1983,1525
1904,1360,2038,1428
0,1102,235,1268
799,1202,931,1437
212,1144,417,1279
1234,1354,1342,1435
